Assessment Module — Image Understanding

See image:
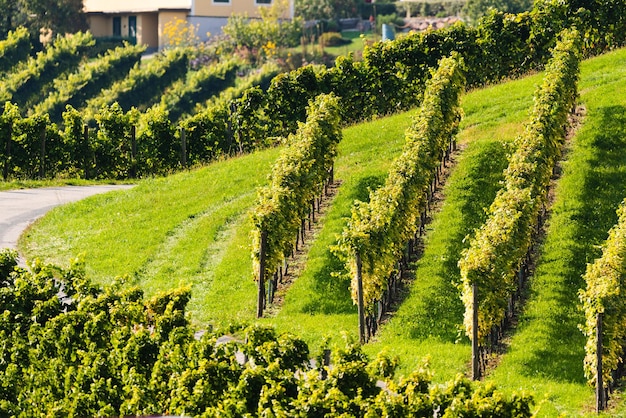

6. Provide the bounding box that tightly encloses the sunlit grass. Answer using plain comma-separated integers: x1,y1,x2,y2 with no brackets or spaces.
0,178,131,191
485,47,626,417
18,46,626,415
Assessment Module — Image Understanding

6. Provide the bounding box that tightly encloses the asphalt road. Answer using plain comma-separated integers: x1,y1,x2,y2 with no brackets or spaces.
0,185,134,250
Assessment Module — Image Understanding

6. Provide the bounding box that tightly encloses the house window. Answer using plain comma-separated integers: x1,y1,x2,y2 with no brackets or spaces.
113,16,121,37
128,15,137,39
213,0,230,3
255,0,272,4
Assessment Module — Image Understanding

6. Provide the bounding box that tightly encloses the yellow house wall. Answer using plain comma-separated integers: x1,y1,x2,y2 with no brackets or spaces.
87,15,111,37
194,0,290,19
139,13,159,49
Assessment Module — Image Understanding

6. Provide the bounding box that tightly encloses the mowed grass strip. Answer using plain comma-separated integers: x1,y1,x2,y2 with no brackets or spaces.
486,47,626,417
266,111,412,348
361,71,541,381
20,111,412,332
0,178,132,191
20,150,280,327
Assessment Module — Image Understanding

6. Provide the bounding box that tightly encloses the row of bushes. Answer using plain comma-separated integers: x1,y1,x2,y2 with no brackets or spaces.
0,26,31,74
84,48,190,118
458,28,582,344
33,42,147,123
0,249,534,417
335,53,465,315
2,1,626,181
0,31,94,109
251,94,342,305
580,198,626,395
0,63,285,180
160,59,241,123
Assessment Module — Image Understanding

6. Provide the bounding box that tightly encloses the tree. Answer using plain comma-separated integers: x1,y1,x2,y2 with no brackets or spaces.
27,0,88,35
0,0,27,39
296,0,334,21
463,0,532,25
295,0,358,21
0,0,87,41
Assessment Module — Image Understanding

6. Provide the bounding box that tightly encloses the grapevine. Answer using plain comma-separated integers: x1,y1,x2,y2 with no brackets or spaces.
0,249,534,417
0,32,94,108
33,42,146,122
580,199,626,391
336,54,465,321
0,26,31,74
251,93,342,313
458,28,582,346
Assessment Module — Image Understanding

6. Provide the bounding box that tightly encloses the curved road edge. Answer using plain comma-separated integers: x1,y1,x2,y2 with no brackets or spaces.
0,185,135,251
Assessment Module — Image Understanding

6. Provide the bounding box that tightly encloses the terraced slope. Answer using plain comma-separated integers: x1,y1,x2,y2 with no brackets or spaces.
19,47,626,417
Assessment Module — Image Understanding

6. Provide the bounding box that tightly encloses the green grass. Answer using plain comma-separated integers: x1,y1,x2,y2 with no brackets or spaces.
485,48,626,417
361,70,541,382
290,31,377,64
0,178,131,191
324,31,377,57
18,46,626,416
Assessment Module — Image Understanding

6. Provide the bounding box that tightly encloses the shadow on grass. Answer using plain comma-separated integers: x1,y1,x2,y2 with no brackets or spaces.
396,140,509,342
297,175,386,315
348,174,386,203
520,105,626,384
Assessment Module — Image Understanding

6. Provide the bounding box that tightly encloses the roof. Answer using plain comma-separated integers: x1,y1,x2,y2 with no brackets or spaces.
84,0,192,13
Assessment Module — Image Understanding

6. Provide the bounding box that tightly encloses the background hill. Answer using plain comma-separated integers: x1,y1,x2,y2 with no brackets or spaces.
19,44,626,417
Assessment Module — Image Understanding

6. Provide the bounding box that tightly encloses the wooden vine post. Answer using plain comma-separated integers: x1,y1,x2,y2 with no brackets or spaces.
82,125,90,180
356,252,366,344
596,312,605,412
39,125,46,179
130,125,137,178
257,230,268,318
3,124,11,180
180,127,187,168
472,281,480,380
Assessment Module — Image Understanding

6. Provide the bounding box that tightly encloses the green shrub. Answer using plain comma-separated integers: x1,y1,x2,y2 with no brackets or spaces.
319,32,349,47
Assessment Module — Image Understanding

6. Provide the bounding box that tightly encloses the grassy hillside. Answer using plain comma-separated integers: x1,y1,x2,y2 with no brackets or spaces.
19,47,626,416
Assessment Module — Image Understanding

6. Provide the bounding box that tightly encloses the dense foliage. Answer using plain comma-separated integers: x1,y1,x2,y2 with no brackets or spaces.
33,42,146,122
0,27,31,75
463,0,533,24
0,249,533,416
335,54,465,312
580,199,626,390
252,94,342,287
0,0,87,41
458,28,582,343
2,0,626,181
0,31,94,108
160,59,241,123
222,0,302,53
85,48,190,118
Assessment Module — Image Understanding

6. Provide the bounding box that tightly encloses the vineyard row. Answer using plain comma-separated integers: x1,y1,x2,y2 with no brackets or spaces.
2,1,626,181
251,93,342,317
580,198,626,410
458,28,582,379
335,53,465,344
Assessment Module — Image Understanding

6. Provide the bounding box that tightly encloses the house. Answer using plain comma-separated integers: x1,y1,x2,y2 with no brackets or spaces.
84,0,192,51
84,0,294,51
189,0,294,42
